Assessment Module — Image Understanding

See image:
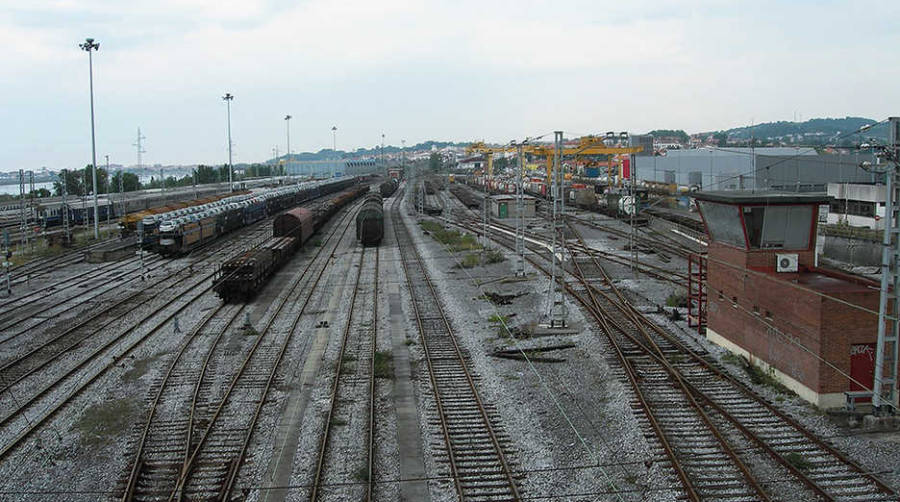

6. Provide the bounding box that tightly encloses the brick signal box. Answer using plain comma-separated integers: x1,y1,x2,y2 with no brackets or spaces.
695,191,889,409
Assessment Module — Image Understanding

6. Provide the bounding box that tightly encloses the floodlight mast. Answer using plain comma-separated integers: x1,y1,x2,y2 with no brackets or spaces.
79,37,100,239
284,115,292,176
223,93,234,190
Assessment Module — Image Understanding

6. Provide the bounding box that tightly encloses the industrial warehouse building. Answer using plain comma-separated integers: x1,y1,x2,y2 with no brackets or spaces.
827,182,886,230
694,191,891,409
635,148,878,191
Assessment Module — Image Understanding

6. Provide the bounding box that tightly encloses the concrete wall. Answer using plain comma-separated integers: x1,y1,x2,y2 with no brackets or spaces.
828,183,885,203
822,235,882,266
826,213,883,230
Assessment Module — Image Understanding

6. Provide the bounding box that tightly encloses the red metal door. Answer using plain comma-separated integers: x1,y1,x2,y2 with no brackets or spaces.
849,343,876,402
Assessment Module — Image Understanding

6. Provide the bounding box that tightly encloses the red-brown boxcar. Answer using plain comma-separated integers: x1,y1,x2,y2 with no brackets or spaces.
274,207,314,245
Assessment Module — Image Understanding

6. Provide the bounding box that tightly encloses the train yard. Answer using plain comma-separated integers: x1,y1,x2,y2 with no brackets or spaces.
0,176,896,501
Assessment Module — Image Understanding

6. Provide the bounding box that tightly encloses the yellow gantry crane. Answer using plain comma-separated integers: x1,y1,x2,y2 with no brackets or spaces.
522,135,644,185
464,141,513,179
466,136,644,186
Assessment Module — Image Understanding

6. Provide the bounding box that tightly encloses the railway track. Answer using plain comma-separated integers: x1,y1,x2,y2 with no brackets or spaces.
0,203,298,465
160,199,361,501
309,243,380,501
0,255,166,337
119,302,244,501
393,195,523,502
446,186,688,285
440,194,898,501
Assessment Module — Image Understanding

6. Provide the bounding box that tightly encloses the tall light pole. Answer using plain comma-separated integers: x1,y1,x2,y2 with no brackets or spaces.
331,126,337,178
284,115,292,177
223,93,234,190
381,133,385,174
80,37,100,239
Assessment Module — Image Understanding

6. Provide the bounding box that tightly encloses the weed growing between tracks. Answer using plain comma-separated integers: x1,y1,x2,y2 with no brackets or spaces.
419,220,480,252
721,352,796,396
373,350,393,379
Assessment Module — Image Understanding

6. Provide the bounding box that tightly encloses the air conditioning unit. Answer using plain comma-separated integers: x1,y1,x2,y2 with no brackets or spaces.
776,253,799,273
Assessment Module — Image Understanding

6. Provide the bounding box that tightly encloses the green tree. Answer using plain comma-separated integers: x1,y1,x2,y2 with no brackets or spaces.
81,165,110,194
428,152,442,171
53,169,85,196
195,165,220,184
111,171,142,192
714,132,728,147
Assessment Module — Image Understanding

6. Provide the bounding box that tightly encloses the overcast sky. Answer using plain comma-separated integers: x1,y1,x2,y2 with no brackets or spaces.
2,0,897,171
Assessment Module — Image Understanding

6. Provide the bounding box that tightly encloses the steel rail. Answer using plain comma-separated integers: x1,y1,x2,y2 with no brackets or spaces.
366,245,379,501
309,244,368,500
447,196,898,501
393,193,522,502
166,198,361,501
120,303,242,501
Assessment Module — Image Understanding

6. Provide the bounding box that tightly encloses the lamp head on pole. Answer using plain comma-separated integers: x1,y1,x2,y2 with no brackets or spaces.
223,93,233,102
285,115,291,121
79,38,99,51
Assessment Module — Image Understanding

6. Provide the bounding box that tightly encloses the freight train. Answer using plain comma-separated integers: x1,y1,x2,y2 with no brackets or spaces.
356,193,384,246
379,179,399,198
213,185,368,301
147,177,357,256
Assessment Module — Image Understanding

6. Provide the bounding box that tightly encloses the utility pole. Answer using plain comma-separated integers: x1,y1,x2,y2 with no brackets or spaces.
331,126,338,178
284,115,292,177
118,168,124,226
18,170,26,252
28,171,35,252
514,140,526,276
381,133,385,175
61,169,71,246
80,37,100,240
223,93,234,190
873,116,900,414
134,128,146,173
105,155,110,236
547,131,568,328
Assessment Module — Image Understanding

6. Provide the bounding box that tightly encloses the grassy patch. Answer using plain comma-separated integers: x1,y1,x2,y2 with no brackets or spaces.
419,221,481,252
74,397,140,447
665,292,688,308
330,417,348,427
355,467,370,482
721,352,744,367
312,238,322,247
488,314,509,324
456,253,480,269
483,248,505,264
404,338,415,346
745,363,793,395
374,351,393,379
785,452,813,471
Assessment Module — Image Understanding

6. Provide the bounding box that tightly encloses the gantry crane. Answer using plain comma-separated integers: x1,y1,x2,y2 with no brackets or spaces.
521,135,644,185
465,142,513,179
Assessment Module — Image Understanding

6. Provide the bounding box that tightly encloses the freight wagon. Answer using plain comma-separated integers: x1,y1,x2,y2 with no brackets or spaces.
153,176,356,256
356,193,384,246
379,179,399,198
213,185,368,301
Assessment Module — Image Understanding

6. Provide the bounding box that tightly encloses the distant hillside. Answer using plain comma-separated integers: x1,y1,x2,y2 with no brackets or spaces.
703,117,889,146
275,140,470,163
